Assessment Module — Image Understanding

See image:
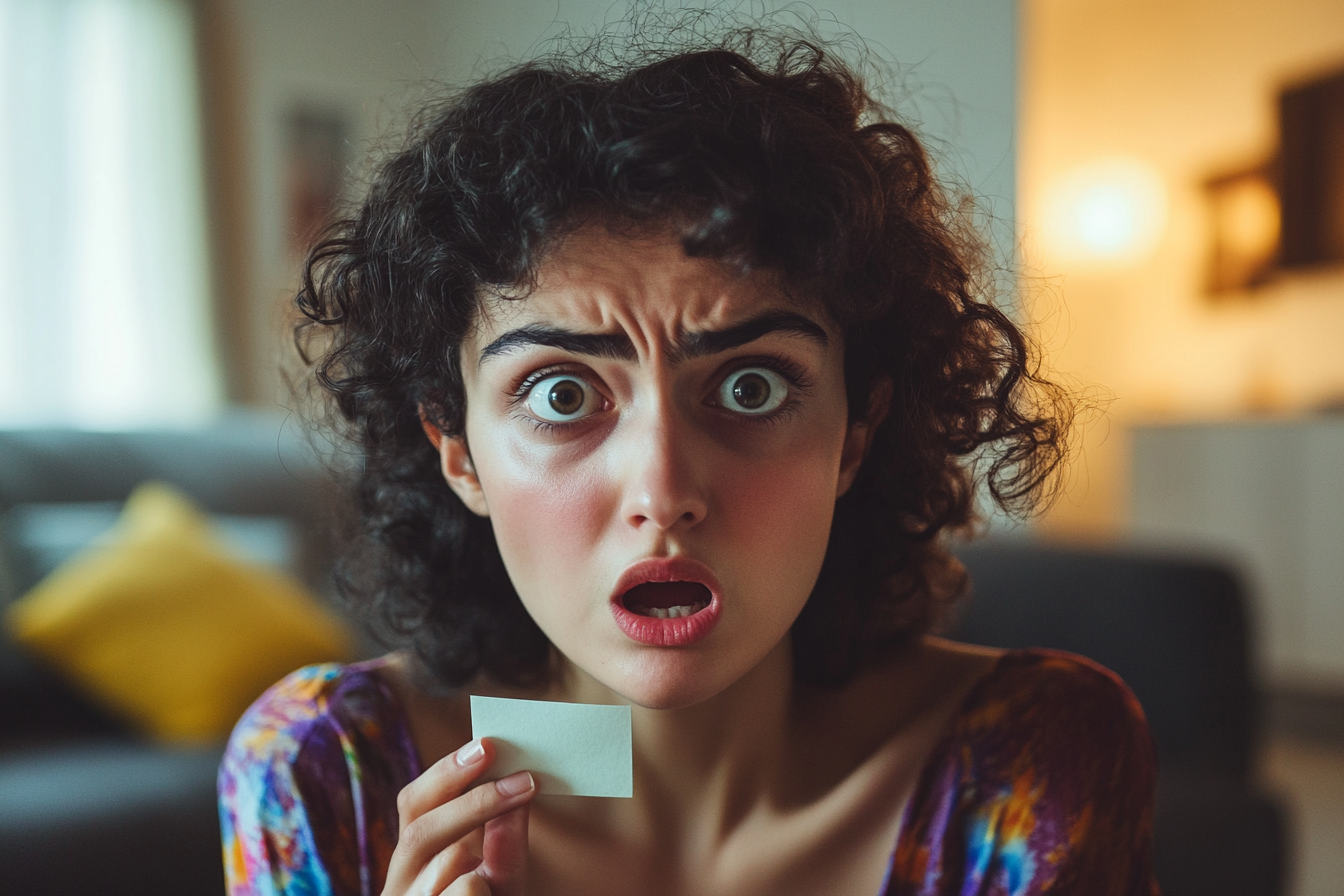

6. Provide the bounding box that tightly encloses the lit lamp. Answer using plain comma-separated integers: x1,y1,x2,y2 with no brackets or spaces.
1041,158,1168,264
1205,166,1280,294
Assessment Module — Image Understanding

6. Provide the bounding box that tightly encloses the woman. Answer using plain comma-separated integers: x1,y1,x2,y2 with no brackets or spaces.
219,31,1158,896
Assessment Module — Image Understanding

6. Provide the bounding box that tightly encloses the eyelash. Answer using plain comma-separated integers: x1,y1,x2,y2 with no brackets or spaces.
507,365,593,433
507,354,814,432
711,355,812,426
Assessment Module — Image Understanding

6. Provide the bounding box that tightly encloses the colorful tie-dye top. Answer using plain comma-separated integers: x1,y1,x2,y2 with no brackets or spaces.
218,649,1159,896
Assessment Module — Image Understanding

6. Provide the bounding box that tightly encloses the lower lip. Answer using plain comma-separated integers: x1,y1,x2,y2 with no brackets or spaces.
610,598,722,646
609,558,723,647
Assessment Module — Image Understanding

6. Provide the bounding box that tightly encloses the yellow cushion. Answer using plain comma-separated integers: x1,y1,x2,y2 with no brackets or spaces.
6,482,354,743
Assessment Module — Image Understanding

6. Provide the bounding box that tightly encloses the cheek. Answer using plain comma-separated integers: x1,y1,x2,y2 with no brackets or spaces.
709,424,848,591
469,430,613,585
718,446,840,552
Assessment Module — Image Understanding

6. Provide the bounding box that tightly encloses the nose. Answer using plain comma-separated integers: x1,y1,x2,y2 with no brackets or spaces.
618,402,709,532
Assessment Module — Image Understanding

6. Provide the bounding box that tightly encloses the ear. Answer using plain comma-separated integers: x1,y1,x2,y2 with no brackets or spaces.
420,410,490,517
836,377,892,498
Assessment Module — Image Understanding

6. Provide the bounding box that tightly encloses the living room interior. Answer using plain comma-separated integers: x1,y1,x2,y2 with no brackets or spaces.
1,1,1341,894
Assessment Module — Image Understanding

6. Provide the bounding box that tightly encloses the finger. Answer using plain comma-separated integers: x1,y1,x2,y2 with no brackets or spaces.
442,873,492,896
384,772,536,896
459,825,485,862
477,803,529,896
398,738,492,836
407,839,481,896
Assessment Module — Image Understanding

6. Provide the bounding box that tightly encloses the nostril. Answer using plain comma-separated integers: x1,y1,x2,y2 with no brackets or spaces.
626,500,706,530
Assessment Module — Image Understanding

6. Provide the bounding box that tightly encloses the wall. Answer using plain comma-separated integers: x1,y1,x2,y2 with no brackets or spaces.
433,0,1017,249
1021,0,1344,537
205,0,1017,407
203,0,445,407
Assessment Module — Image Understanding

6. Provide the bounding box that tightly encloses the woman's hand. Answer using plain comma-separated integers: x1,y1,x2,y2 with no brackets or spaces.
382,738,535,896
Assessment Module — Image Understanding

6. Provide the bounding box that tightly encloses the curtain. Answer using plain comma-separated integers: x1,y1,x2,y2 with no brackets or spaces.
0,0,220,427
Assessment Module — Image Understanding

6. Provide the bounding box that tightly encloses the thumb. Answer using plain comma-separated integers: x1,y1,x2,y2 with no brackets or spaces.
475,803,529,895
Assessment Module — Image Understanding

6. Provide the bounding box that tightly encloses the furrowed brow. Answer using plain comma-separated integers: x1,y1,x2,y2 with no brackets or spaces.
476,312,828,367
672,311,829,361
477,325,638,367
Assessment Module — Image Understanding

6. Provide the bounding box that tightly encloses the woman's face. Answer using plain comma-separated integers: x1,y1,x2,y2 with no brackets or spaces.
441,227,871,709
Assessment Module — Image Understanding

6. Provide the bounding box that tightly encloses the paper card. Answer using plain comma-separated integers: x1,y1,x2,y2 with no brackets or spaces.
470,695,633,798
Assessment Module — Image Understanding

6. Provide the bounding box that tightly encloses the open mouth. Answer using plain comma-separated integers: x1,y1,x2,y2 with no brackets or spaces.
610,557,722,646
621,581,713,619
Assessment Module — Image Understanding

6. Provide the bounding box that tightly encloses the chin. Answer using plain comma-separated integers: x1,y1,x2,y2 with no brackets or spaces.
624,684,717,712
596,651,748,711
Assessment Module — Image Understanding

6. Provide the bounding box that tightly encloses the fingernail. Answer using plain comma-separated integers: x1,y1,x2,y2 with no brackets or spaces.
455,739,485,767
495,771,534,797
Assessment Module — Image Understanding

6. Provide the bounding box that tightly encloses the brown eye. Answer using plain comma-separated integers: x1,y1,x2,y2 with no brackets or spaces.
548,380,584,415
526,375,596,422
718,368,788,415
732,373,770,409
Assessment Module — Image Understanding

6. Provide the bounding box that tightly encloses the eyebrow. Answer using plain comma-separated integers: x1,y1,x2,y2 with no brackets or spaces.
476,311,829,367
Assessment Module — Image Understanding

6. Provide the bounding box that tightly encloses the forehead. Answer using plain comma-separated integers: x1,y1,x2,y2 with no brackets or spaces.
468,227,821,349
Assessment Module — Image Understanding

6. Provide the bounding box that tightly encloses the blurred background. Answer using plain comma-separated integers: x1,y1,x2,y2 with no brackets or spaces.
0,1,1341,894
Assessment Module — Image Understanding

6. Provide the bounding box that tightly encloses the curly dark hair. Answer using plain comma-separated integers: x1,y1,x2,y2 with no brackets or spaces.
297,31,1069,689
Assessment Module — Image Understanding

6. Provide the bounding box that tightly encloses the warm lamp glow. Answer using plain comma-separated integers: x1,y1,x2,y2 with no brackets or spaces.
1205,167,1280,294
1215,176,1279,259
1041,159,1167,263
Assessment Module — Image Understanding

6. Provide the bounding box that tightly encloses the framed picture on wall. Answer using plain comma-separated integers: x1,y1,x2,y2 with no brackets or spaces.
285,106,348,257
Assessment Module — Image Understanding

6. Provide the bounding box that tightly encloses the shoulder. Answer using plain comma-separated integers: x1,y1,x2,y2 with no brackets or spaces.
218,660,412,896
891,649,1158,896
957,649,1158,831
959,648,1153,761
220,660,397,779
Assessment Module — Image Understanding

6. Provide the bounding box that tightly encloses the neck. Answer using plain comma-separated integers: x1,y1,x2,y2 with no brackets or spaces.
548,639,797,846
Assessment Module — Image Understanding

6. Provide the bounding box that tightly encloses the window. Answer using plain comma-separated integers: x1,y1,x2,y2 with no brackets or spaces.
0,0,220,427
